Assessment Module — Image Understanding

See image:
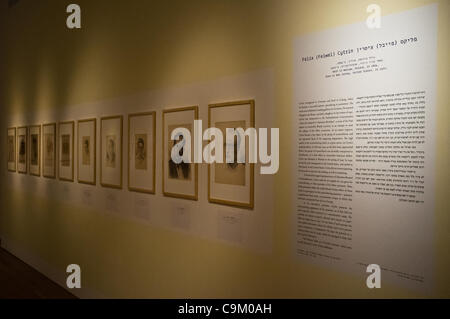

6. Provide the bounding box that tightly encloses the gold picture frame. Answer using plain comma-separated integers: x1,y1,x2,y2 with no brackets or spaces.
58,120,75,182
77,118,97,185
17,126,28,174
100,115,123,189
162,106,198,200
208,100,255,209
7,127,16,172
42,123,56,179
128,111,156,194
28,125,41,177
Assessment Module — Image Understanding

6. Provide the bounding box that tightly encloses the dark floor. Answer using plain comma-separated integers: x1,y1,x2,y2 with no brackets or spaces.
0,247,77,299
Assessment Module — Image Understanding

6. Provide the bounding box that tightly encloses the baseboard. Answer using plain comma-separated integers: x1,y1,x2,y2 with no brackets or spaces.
1,236,105,299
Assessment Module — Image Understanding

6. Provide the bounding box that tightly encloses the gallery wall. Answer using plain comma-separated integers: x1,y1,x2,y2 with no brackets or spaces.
0,0,448,298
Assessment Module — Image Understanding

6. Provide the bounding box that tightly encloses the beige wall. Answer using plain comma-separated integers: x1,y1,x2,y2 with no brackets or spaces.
0,0,448,298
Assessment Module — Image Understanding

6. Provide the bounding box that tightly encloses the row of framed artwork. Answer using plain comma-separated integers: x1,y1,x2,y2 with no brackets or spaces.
6,100,255,209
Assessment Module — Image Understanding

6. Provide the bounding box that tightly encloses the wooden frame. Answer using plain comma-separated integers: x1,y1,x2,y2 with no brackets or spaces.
128,111,156,194
208,100,255,209
77,118,97,185
42,123,57,179
7,127,16,172
28,125,41,177
17,126,28,174
58,120,75,182
162,106,198,200
100,115,123,189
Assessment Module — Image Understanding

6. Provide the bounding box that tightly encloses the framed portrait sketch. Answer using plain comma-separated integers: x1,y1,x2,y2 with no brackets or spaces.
7,127,16,172
42,123,56,178
17,126,28,174
128,112,156,194
77,118,96,185
162,106,198,200
208,100,255,209
58,121,75,182
100,115,123,189
28,125,41,176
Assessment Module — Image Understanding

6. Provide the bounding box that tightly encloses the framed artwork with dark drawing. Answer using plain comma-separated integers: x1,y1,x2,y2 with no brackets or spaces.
100,115,123,189
7,127,16,172
208,100,255,209
17,126,27,174
162,106,198,200
42,123,56,178
58,121,74,182
77,118,96,185
128,112,156,194
28,125,41,176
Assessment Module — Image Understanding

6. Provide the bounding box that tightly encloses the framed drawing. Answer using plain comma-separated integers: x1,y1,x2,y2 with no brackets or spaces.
28,125,41,176
7,127,16,172
100,115,123,189
42,123,56,178
17,126,27,174
208,100,255,209
77,118,96,185
58,121,74,182
162,106,198,200
128,112,156,194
